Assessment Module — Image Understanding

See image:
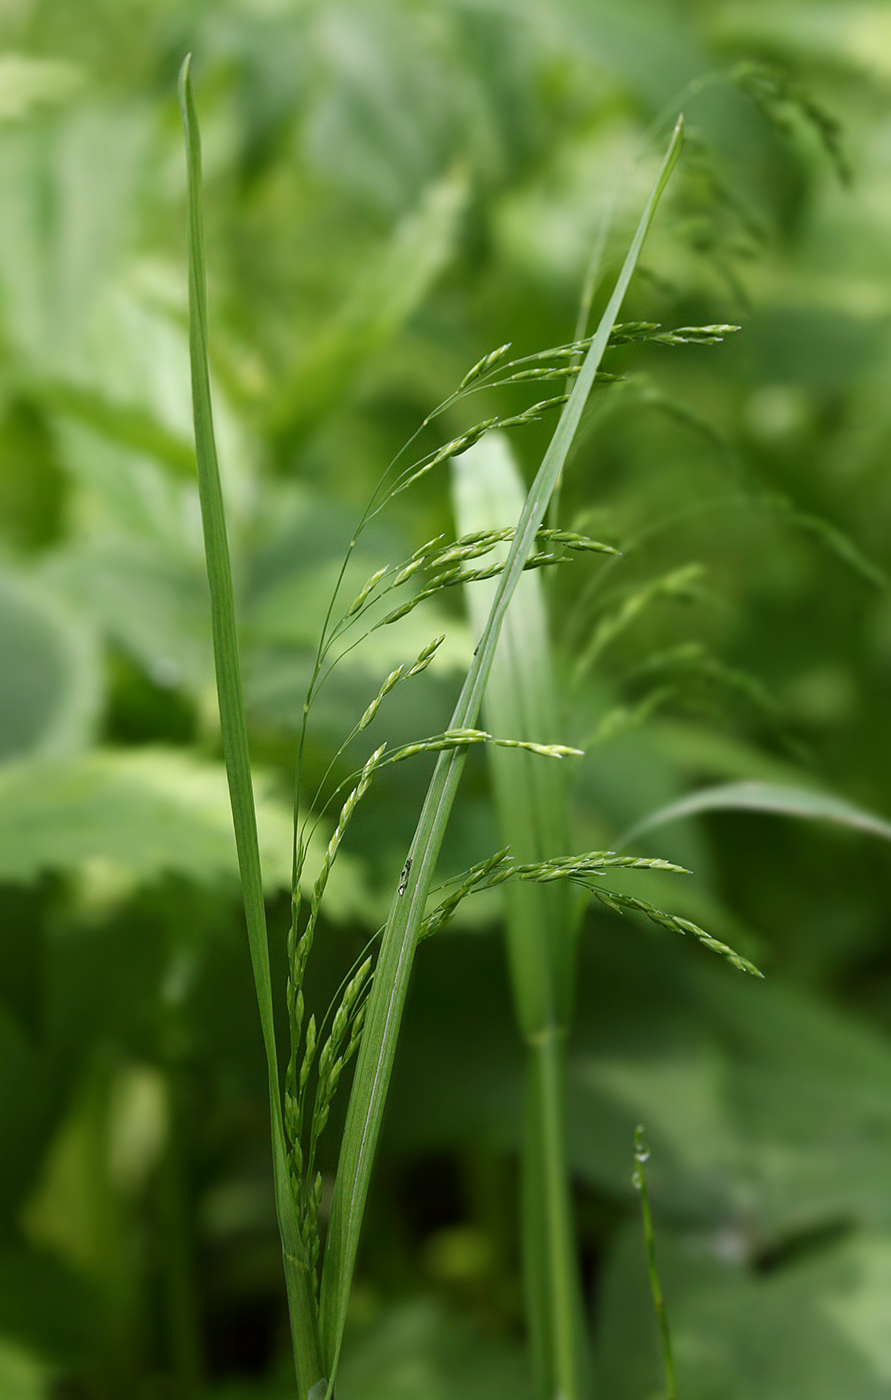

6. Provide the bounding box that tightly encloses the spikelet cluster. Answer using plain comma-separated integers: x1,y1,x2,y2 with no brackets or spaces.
284,746,384,1186
418,846,761,978
301,955,373,1278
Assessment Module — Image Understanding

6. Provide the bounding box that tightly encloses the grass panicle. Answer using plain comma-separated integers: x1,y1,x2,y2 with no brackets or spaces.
594,887,762,977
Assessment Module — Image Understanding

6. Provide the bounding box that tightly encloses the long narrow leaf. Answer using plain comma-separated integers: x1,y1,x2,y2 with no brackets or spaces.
454,431,588,1399
178,56,324,1397
622,779,891,846
453,433,574,1035
319,118,684,1392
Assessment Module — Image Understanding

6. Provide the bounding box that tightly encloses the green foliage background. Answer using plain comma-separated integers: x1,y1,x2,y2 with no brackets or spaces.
0,1,890,1396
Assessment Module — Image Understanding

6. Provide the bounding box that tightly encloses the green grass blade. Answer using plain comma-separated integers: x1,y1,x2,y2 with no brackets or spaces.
178,56,324,1398
319,118,684,1392
453,433,574,1034
454,431,588,1399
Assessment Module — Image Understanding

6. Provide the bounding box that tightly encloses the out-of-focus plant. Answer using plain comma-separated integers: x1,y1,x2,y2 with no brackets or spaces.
0,4,890,1399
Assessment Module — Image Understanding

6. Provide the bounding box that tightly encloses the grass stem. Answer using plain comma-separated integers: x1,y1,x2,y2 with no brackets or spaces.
634,1126,677,1400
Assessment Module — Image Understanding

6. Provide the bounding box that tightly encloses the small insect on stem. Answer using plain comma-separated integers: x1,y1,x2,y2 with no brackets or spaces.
398,857,412,896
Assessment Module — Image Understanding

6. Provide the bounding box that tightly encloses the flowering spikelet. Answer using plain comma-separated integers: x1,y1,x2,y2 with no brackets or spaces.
459,341,511,388
496,394,571,429
285,745,383,1185
310,744,385,923
298,1014,317,1092
492,739,582,758
313,956,373,1146
536,528,619,556
431,528,514,568
388,728,491,763
390,556,428,588
590,887,762,976
393,418,499,497
407,634,445,677
418,846,511,941
500,364,582,383
344,565,388,619
358,668,404,731
298,957,374,1282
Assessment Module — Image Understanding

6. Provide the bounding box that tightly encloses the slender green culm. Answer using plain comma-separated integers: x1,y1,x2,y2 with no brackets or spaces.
178,55,325,1398
633,1126,678,1400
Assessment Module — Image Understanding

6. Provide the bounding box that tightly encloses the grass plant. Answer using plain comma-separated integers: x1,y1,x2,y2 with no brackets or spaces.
179,48,887,1400
4,10,891,1397
182,50,698,1394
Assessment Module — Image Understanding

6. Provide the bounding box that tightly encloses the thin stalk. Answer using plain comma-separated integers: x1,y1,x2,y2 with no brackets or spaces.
178,56,324,1397
633,1127,677,1400
525,1033,588,1399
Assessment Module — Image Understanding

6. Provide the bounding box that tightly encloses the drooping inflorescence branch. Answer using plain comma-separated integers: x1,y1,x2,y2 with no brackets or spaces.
283,284,742,1339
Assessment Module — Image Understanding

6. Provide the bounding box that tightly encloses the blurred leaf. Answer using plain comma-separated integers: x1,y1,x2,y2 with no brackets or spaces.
271,169,469,437
0,570,100,762
623,779,891,845
596,1219,891,1400
50,530,213,697
0,749,368,914
337,1299,533,1400
0,1337,53,1400
0,105,152,374
0,54,83,121
391,927,891,1234
570,943,891,1233
38,378,195,476
712,3,891,83
0,1243,95,1373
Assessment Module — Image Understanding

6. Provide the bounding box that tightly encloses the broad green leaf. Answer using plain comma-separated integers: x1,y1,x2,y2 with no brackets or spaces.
39,379,195,477
337,1299,534,1400
622,779,891,846
0,105,151,375
571,947,891,1232
596,1219,891,1400
49,533,213,698
0,748,367,912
